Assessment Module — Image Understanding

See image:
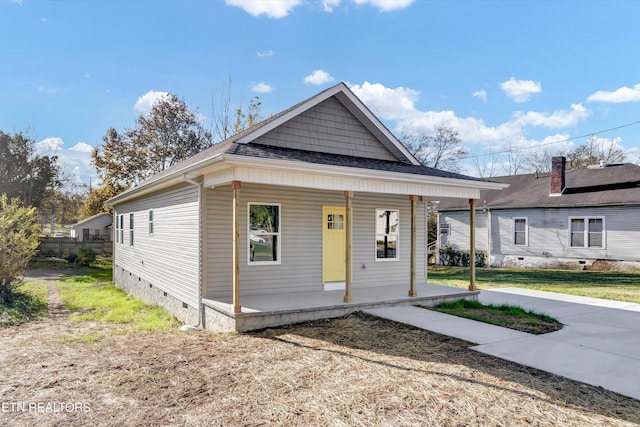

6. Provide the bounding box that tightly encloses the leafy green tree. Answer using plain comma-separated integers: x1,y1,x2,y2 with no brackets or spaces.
78,184,119,218
92,94,213,190
0,194,40,303
0,131,63,208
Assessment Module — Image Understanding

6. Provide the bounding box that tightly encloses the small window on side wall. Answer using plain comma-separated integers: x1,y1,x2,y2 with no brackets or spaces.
376,209,399,260
513,217,528,246
248,203,281,264
129,213,134,247
149,210,154,236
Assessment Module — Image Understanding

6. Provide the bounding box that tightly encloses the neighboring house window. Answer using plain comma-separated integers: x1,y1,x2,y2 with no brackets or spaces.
569,217,604,248
376,209,399,260
513,217,528,246
129,213,134,247
149,210,154,236
248,203,280,264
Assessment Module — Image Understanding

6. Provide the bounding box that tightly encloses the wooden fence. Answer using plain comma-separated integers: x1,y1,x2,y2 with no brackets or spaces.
38,238,113,257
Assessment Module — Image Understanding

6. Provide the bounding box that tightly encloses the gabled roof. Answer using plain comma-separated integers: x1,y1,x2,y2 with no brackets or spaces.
437,163,640,211
107,83,507,206
72,212,112,227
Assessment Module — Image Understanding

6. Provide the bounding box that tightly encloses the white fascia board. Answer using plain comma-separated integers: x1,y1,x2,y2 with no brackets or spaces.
106,154,225,205
202,155,504,199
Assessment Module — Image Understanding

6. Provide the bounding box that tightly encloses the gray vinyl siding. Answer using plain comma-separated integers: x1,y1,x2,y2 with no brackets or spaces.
113,184,200,308
252,97,398,162
205,183,426,299
440,205,640,262
439,211,489,252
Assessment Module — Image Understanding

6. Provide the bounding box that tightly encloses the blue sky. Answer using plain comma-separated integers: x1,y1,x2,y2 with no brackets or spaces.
2,0,640,186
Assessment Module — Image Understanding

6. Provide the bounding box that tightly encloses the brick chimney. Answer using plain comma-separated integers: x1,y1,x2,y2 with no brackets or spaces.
550,156,566,195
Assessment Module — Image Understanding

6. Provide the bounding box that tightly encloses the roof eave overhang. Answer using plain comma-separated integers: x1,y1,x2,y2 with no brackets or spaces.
202,155,507,199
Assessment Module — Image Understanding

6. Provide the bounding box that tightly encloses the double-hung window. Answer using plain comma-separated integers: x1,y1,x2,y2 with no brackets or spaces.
149,210,154,236
248,203,280,264
569,217,604,248
119,215,124,244
376,209,399,260
115,215,120,243
129,213,134,247
513,217,528,246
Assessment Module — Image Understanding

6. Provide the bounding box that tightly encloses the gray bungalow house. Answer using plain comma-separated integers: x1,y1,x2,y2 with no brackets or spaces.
107,83,505,331
70,212,112,241
437,156,640,270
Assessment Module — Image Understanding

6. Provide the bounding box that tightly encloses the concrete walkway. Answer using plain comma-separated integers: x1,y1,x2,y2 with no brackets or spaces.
365,288,640,401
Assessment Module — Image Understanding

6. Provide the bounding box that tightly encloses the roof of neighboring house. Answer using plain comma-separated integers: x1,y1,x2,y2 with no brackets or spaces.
437,163,640,211
72,212,112,227
107,82,506,206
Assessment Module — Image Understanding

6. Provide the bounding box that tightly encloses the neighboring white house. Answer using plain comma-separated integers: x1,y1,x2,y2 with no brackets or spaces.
106,82,505,331
70,212,112,242
437,156,640,270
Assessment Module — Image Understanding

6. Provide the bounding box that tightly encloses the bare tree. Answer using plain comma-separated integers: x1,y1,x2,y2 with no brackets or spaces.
566,135,626,170
527,148,554,173
210,77,264,142
471,152,499,178
401,124,468,172
503,140,528,175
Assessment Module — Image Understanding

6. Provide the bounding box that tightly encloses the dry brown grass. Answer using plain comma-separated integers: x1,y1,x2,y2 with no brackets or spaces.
1,310,639,427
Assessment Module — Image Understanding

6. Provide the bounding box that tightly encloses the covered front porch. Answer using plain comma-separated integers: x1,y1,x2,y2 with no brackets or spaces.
202,282,478,332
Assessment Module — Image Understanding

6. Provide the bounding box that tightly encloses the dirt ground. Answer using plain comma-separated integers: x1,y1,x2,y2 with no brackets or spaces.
1,272,639,427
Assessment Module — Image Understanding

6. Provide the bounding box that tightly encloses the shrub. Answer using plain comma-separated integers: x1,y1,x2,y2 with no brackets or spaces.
439,243,488,268
63,252,79,264
0,194,40,303
77,248,96,266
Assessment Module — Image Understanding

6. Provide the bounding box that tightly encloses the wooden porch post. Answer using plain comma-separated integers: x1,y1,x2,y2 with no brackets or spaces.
469,198,477,291
232,181,242,313
344,191,353,303
409,195,418,297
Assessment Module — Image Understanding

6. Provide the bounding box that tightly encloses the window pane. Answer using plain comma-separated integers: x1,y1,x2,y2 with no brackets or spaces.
376,210,399,235
589,232,602,248
250,205,279,233
514,219,526,232
250,235,278,262
589,218,603,232
376,235,397,259
570,232,584,247
571,219,584,232
514,231,526,245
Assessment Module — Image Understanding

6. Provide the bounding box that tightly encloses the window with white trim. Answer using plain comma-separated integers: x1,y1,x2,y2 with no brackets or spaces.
513,217,528,246
569,217,604,248
119,214,124,244
115,214,120,243
248,203,280,264
149,210,154,236
376,209,399,260
129,213,134,247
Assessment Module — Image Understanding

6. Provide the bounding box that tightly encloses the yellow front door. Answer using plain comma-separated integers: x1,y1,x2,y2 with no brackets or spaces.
322,206,346,283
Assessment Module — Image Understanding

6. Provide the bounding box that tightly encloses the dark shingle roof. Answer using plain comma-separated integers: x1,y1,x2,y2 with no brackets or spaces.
437,163,640,210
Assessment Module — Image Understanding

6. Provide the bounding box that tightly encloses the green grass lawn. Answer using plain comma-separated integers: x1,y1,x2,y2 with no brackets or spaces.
56,264,179,331
429,266,640,303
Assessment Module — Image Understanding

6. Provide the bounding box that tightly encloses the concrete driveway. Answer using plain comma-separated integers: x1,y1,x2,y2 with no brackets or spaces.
365,288,640,400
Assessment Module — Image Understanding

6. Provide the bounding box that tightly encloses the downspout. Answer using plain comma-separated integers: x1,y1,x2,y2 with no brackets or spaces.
182,173,204,330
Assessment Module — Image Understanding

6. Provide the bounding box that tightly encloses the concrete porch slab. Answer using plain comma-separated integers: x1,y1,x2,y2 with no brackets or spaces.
202,283,479,332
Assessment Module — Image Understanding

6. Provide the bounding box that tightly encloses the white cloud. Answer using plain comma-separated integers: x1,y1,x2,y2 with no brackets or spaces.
322,0,341,12
304,69,335,85
257,50,275,58
9,0,23,5
225,0,302,18
511,104,589,129
500,77,542,103
69,142,93,153
251,82,274,93
473,89,487,102
36,137,64,153
350,81,420,121
352,0,414,11
586,83,640,103
134,90,169,113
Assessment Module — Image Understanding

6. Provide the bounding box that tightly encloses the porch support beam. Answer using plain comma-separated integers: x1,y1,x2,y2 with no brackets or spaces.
469,198,477,291
409,195,418,297
344,191,353,303
232,180,242,313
